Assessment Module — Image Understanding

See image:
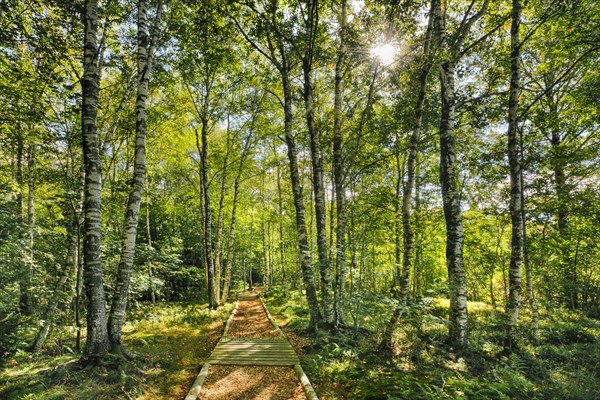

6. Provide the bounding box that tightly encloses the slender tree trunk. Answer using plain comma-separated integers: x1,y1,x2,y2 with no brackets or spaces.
277,165,287,296
550,127,576,309
146,175,155,304
505,0,523,350
332,0,348,328
108,0,162,354
438,58,469,349
220,133,251,305
80,0,110,365
214,120,232,303
200,119,217,308
522,178,539,341
400,0,436,301
25,145,35,314
302,0,333,325
283,73,322,332
16,134,29,314
30,217,79,352
380,0,436,352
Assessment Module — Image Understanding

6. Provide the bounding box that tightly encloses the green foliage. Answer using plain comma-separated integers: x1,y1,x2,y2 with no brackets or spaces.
267,293,600,400
0,302,233,400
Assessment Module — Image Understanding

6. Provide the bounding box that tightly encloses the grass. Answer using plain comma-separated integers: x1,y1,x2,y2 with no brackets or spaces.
264,290,600,400
0,301,234,400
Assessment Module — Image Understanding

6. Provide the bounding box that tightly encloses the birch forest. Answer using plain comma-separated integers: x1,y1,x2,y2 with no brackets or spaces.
0,0,599,399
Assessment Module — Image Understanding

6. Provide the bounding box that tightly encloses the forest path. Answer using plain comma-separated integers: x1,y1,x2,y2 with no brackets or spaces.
185,290,318,400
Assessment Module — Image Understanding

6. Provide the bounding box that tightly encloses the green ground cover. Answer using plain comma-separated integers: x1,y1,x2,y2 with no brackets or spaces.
0,302,233,400
266,291,600,400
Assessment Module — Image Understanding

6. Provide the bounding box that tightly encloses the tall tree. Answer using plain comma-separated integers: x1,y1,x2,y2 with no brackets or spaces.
232,0,322,331
107,0,163,354
302,0,334,325
80,0,110,365
505,0,523,349
332,0,348,328
433,0,490,349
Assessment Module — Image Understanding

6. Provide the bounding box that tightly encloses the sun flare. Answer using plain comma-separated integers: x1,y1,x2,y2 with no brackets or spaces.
370,43,397,65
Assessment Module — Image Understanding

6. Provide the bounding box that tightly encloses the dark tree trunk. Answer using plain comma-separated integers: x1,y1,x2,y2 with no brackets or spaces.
302,0,333,325
214,118,232,303
200,120,217,309
283,72,322,332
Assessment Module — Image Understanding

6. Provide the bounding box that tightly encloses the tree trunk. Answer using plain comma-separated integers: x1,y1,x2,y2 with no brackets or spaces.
303,0,333,325
380,0,436,352
108,0,162,354
439,58,469,349
16,134,29,314
214,119,232,303
400,0,436,302
200,119,217,308
220,132,252,305
30,216,79,352
505,0,523,350
551,127,576,309
146,175,155,304
283,73,322,332
277,165,287,296
80,0,110,365
25,145,35,315
332,0,348,329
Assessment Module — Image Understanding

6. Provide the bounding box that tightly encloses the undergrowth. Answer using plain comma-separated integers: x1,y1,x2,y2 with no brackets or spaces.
0,301,233,400
265,290,600,400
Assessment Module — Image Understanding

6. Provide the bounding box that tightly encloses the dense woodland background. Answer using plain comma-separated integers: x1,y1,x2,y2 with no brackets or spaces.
0,0,599,398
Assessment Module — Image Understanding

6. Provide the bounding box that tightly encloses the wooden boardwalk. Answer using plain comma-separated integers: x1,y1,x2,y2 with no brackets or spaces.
207,337,299,366
185,292,318,400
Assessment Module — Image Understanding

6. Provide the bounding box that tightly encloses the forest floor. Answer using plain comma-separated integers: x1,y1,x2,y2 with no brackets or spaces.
0,302,234,400
264,290,600,400
195,290,307,400
2,292,599,399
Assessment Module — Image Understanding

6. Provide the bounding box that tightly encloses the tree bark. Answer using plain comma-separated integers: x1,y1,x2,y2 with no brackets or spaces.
284,72,322,332
433,0,489,350
16,133,29,314
439,57,469,350
277,165,287,296
332,0,348,329
108,0,162,354
220,131,252,305
146,175,156,303
400,0,436,302
200,120,217,308
302,0,333,325
505,0,523,350
80,0,110,365
214,118,233,303
25,145,35,314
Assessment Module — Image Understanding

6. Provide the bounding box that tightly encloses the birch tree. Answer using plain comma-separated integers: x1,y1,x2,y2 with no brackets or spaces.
107,0,163,355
